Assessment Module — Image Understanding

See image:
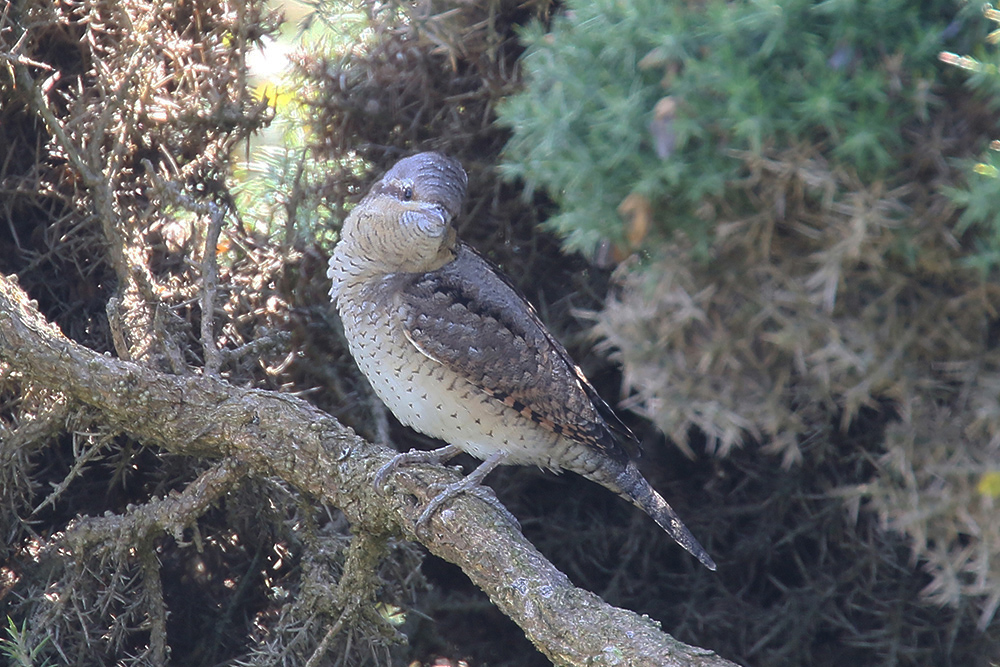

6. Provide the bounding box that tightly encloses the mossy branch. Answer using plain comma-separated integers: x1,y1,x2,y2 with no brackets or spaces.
0,270,737,667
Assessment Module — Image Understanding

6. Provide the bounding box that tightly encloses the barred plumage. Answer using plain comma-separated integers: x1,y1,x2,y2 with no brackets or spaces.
328,152,715,570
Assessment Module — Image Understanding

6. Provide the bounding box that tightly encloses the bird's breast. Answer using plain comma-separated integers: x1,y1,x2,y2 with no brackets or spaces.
336,279,572,469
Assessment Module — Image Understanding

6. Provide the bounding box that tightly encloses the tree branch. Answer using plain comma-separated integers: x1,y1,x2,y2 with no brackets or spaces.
0,271,738,667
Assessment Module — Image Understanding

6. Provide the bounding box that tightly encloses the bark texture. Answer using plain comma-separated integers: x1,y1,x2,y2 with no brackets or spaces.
0,271,736,667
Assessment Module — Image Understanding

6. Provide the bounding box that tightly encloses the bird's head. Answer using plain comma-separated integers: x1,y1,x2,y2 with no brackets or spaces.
335,152,468,277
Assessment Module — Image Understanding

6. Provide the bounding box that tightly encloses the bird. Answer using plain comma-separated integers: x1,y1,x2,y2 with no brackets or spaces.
328,151,715,570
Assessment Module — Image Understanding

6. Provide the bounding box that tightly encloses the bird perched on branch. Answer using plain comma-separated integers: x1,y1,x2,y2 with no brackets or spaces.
328,152,715,570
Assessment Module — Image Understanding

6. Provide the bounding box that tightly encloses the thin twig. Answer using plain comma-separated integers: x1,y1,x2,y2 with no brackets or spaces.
219,331,292,366
55,457,249,551
31,430,114,516
304,607,352,667
201,202,226,375
13,65,102,188
140,547,169,667
283,148,309,250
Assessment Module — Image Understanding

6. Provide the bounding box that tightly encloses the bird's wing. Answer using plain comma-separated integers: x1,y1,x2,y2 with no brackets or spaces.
398,244,637,461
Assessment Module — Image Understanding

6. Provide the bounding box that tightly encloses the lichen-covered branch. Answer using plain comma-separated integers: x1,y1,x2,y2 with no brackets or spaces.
0,271,736,667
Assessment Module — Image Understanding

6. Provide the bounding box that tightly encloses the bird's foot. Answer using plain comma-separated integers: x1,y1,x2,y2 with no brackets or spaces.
374,443,464,491
416,481,521,533
413,451,518,532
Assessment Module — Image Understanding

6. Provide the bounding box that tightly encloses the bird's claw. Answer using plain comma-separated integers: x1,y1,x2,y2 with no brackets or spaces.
414,479,521,534
375,448,517,533
411,450,518,533
373,443,463,491
373,456,400,491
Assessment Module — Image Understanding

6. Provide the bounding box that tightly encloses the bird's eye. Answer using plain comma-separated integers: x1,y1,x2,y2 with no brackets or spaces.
402,185,414,201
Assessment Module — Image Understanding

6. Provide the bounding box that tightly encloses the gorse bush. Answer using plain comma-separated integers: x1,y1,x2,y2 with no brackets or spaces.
499,0,970,258
942,4,1000,273
500,0,1000,649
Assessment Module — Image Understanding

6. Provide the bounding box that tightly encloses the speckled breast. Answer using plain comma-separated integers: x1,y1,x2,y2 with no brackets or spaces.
335,278,567,469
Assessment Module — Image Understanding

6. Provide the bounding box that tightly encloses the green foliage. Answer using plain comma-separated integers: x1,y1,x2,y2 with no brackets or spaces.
0,618,51,667
498,0,961,257
943,5,1000,271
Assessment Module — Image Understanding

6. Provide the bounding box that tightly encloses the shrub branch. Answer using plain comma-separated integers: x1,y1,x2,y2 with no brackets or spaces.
0,270,737,667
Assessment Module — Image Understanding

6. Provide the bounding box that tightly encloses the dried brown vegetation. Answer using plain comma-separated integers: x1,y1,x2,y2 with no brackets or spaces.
596,124,1000,636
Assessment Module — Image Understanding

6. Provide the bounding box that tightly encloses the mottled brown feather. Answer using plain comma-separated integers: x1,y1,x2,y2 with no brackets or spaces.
399,243,637,464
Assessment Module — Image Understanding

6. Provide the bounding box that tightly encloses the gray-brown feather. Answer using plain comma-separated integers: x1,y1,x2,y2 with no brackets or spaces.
399,243,632,464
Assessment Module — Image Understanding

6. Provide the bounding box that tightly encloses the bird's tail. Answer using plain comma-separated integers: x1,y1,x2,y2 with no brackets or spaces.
599,460,717,571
